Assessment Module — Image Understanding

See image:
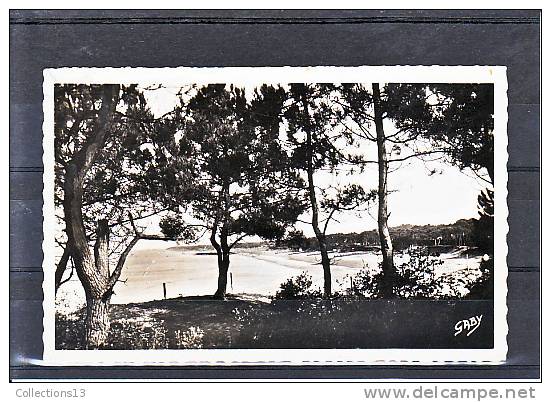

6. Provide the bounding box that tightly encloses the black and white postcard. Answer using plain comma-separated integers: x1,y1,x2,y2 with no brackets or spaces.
41,66,508,365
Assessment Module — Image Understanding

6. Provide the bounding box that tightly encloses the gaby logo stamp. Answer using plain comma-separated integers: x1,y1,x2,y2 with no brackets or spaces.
454,315,483,337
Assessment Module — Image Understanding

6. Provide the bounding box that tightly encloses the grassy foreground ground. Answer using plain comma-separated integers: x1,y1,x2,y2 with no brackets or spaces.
56,294,493,350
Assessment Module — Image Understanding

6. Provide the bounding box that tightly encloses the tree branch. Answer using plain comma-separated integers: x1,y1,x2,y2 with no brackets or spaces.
323,208,338,235
55,244,72,294
57,259,75,290
107,236,139,292
229,233,249,250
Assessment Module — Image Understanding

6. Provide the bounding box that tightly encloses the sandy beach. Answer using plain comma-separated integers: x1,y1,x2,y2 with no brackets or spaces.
56,245,482,309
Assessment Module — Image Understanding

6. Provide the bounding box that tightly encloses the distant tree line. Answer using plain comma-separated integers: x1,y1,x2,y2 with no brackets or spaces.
277,218,486,252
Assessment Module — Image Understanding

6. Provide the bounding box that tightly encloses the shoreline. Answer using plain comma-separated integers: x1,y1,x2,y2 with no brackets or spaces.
55,245,483,311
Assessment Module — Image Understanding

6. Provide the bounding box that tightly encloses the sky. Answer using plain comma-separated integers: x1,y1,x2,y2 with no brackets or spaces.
139,85,488,241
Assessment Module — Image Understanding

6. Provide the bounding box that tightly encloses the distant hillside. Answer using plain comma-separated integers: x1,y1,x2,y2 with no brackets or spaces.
169,220,478,253
168,241,266,253
280,219,477,252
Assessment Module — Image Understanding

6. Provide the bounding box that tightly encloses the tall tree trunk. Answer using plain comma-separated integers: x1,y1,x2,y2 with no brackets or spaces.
61,85,120,348
85,219,111,347
373,83,396,298
85,293,111,348
211,183,232,299
214,253,230,299
211,231,231,298
318,238,332,297
213,226,231,299
303,100,332,297
307,170,331,297
71,219,112,348
210,222,224,299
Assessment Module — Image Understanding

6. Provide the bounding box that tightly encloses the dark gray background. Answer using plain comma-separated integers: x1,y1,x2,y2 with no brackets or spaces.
9,9,541,380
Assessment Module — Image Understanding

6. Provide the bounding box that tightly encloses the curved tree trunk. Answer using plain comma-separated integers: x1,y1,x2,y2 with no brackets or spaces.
213,225,231,299
61,85,121,348
213,254,230,299
210,184,232,300
210,222,225,299
373,83,396,298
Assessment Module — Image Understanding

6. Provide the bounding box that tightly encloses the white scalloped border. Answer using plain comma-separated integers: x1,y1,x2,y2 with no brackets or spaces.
40,66,508,366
